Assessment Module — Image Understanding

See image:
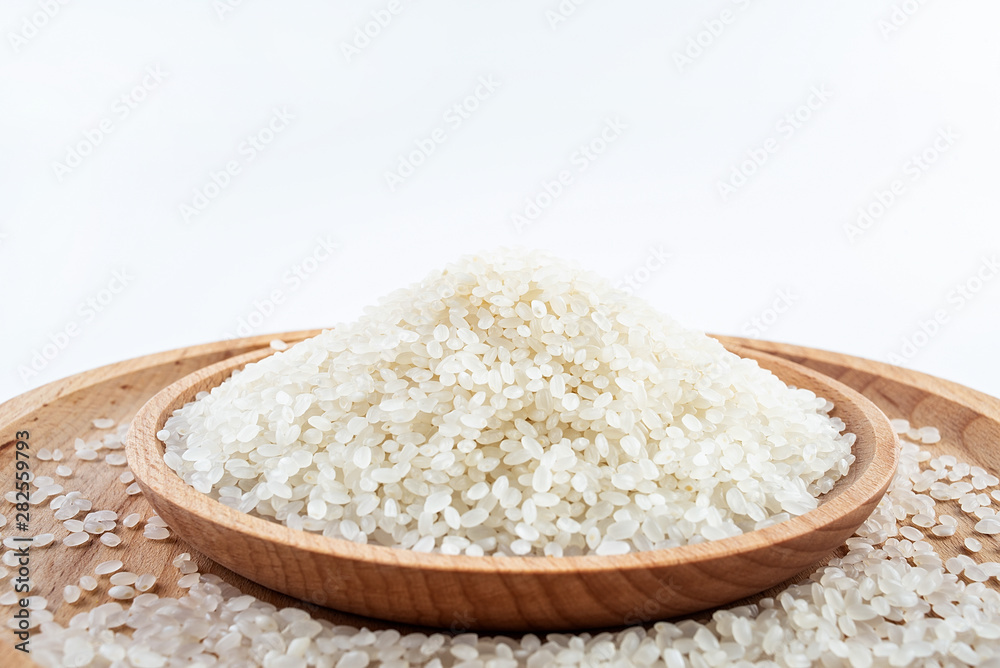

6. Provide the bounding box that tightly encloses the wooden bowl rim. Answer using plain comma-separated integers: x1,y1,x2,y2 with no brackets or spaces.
126,343,898,576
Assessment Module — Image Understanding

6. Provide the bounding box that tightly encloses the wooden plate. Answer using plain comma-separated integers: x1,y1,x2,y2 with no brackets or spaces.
124,342,895,631
1,333,997,659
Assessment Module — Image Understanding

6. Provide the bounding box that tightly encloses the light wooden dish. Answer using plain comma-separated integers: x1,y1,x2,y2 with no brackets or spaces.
125,342,897,631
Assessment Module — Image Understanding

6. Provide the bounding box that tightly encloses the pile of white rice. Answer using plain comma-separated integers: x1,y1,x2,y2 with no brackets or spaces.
160,250,854,556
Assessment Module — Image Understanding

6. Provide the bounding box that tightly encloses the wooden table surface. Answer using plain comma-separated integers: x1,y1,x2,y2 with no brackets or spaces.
1,331,997,666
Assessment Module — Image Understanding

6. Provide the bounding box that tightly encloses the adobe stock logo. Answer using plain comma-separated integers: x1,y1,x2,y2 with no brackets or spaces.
741,288,798,338
17,269,135,384
843,127,958,243
672,0,756,73
384,76,501,192
52,65,169,182
340,0,416,63
877,0,930,39
717,85,831,201
511,117,627,233
614,246,670,296
213,0,248,21
7,0,72,53
179,107,294,223
545,0,588,30
886,255,998,365
224,235,339,339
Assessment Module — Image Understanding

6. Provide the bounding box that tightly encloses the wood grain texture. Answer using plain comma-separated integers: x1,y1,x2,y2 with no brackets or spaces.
124,341,895,631
1,332,996,664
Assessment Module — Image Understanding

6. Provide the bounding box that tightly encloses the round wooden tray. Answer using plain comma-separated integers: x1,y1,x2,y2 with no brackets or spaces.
1,332,997,662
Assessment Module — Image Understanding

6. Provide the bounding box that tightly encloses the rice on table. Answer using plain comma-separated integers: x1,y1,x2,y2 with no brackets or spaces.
160,250,854,556
32,416,1000,666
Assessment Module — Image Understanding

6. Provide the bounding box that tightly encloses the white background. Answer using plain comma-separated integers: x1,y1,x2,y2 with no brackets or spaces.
2,0,998,404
